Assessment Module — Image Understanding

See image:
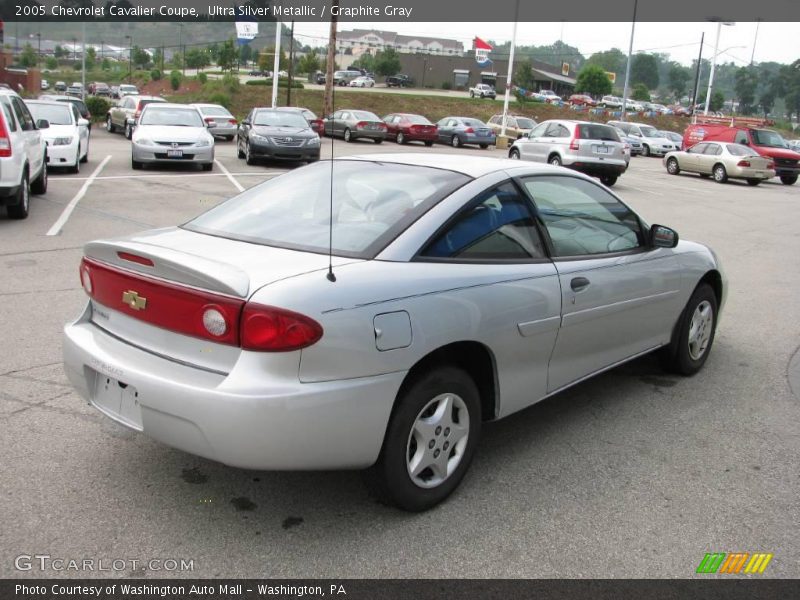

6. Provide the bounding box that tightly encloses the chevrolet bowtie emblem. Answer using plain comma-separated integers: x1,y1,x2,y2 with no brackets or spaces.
122,290,147,310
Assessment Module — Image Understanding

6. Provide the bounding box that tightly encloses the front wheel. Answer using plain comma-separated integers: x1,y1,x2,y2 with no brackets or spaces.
641,144,651,157
373,138,383,144
344,128,353,143
106,115,115,133
225,135,235,142
7,172,30,219
80,139,89,163
549,155,562,167
666,157,680,175
245,141,256,165
780,175,798,185
131,158,143,170
31,160,48,195
370,366,481,511
236,137,245,159
479,144,489,149
713,164,728,183
396,132,405,144
202,162,213,172
424,141,433,147
470,91,475,98
71,151,81,174
451,135,462,148
600,174,618,187
661,284,718,376
509,148,520,159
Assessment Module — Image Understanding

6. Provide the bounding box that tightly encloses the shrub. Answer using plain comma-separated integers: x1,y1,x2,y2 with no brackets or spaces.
150,69,162,81
245,79,304,89
85,96,112,121
222,73,240,94
207,92,231,108
441,81,452,90
169,70,182,91
197,72,207,84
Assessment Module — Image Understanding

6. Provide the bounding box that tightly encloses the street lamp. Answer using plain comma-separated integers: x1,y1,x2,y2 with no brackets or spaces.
125,35,132,83
704,21,734,115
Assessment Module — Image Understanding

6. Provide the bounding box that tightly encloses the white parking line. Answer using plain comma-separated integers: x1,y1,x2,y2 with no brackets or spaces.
214,159,245,192
46,155,112,236
49,171,286,182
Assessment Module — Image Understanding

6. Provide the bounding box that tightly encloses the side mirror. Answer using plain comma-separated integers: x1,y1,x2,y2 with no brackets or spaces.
36,119,50,129
650,225,679,249
78,118,89,127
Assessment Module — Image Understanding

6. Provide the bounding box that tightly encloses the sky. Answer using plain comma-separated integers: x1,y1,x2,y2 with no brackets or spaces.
289,21,800,66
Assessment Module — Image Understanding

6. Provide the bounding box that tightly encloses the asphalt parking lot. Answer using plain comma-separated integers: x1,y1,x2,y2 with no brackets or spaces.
1,130,798,578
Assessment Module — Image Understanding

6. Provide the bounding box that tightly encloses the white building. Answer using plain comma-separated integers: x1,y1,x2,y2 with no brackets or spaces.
336,29,464,57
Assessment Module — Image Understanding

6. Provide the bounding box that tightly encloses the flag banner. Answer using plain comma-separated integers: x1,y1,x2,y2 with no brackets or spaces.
474,37,492,66
235,20,258,45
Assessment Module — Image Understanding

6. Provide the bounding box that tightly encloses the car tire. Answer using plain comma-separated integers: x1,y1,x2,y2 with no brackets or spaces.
374,138,383,144
713,164,728,183
661,283,718,376
31,159,48,195
424,141,434,147
344,128,353,143
237,137,245,159
124,122,133,140
131,158,143,170
780,175,798,185
451,135,462,148
600,174,618,187
666,157,680,175
7,171,30,220
396,132,406,144
479,144,489,149
642,144,651,157
202,163,213,172
225,136,234,142
106,115,115,133
746,178,761,186
470,92,475,98
80,139,89,163
549,155,562,166
509,148,520,159
71,151,81,174
370,366,481,512
245,142,256,165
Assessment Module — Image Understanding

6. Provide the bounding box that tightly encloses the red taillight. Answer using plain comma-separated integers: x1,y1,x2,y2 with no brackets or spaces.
737,160,751,167
117,251,154,267
464,127,475,134
356,121,368,129
240,304,323,352
204,117,215,123
228,118,237,124
0,112,10,158
570,125,581,150
313,119,324,131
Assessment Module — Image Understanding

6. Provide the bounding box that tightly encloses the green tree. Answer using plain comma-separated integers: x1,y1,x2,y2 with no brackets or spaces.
217,39,237,71
131,46,150,69
85,46,96,71
54,45,69,59
258,51,272,74
710,90,725,112
585,48,625,78
777,60,800,122
297,50,321,74
152,47,163,69
169,70,182,91
239,44,253,66
631,53,659,90
734,66,759,113
46,57,58,70
668,63,691,100
20,44,37,68
632,82,651,101
513,59,535,90
374,47,401,77
185,48,210,70
575,64,612,97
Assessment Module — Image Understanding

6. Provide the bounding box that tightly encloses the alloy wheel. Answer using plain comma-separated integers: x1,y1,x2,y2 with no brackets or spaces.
688,301,714,360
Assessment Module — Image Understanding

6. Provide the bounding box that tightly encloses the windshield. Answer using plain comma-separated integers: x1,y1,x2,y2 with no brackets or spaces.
751,129,788,148
184,161,470,258
352,111,379,121
27,103,73,125
253,110,308,128
639,125,661,138
140,107,203,127
199,106,232,117
406,115,431,125
516,117,536,129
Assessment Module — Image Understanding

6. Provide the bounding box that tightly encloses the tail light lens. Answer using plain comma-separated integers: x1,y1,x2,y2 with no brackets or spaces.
133,110,141,121
240,304,323,352
356,121,368,129
204,117,215,123
569,125,581,150
737,160,751,167
377,122,388,131
0,112,11,158
228,118,237,124
464,127,475,134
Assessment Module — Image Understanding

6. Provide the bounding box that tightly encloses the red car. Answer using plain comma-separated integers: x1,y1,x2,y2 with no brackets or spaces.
569,94,596,107
382,113,438,146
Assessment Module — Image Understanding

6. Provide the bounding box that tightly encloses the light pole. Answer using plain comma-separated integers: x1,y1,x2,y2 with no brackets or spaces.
704,21,734,115
125,35,132,83
36,33,41,68
620,0,638,122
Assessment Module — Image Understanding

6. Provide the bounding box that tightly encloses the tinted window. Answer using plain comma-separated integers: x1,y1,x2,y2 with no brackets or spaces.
422,182,545,261
516,117,536,129
352,111,380,121
529,123,548,137
545,123,569,138
523,176,643,257
199,106,232,117
406,115,431,125
703,144,722,155
461,119,485,128
578,124,619,142
734,130,748,145
185,161,470,259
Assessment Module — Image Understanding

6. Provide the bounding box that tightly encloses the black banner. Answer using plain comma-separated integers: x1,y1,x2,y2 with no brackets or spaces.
2,0,800,22
3,579,800,600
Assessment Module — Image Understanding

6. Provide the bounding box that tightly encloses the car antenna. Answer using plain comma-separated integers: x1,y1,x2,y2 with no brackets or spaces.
326,80,337,283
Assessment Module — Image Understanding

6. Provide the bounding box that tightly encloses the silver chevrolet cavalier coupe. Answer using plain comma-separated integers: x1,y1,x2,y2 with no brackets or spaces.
63,155,726,511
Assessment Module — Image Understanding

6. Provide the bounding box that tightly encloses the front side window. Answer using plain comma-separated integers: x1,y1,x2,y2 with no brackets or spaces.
703,144,722,155
522,176,644,257
421,182,545,260
185,161,470,259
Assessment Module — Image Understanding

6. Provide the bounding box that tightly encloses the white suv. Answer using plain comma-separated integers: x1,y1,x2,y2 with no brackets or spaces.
0,88,48,219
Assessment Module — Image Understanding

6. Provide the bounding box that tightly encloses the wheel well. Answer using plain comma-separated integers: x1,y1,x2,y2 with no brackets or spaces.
713,162,725,172
547,152,560,163
699,270,723,307
399,342,498,422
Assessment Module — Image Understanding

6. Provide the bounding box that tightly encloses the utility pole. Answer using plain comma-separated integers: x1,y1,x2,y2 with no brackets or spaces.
750,19,760,65
323,0,339,119
620,0,638,122
690,33,704,116
81,22,86,100
271,21,281,108
499,0,520,140
286,20,295,106
704,22,734,116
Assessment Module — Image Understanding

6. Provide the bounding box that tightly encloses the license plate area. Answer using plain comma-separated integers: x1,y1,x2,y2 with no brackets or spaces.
91,371,143,430
166,149,183,158
594,145,609,154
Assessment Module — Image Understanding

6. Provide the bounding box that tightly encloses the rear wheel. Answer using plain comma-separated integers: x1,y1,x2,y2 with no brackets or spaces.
7,171,30,219
661,284,717,376
549,155,562,166
124,122,133,140
236,137,245,159
224,135,234,142
666,157,680,175
479,144,489,149
451,135,462,148
373,138,383,144
31,160,48,195
746,178,761,186
600,174,618,187
370,366,481,511
424,141,433,147
713,164,728,183
344,128,353,143
780,175,798,185
470,91,475,98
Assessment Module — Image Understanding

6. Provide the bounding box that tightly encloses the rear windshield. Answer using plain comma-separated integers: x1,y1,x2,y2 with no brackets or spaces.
184,161,470,259
140,107,203,127
253,110,307,128
119,85,138,92
352,110,380,121
751,129,788,148
726,144,755,156
199,106,232,117
27,103,73,125
460,119,486,127
406,115,431,124
138,99,164,110
578,124,619,142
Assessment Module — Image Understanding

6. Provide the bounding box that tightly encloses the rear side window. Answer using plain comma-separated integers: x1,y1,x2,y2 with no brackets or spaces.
578,124,619,142
703,144,722,155
0,98,17,132
11,98,35,131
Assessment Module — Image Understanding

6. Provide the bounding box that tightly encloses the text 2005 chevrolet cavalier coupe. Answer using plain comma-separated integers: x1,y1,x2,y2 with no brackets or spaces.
63,154,726,511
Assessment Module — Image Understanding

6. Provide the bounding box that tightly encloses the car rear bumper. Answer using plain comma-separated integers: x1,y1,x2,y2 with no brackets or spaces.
462,135,496,146
132,144,214,164
63,304,404,470
566,161,627,176
728,166,776,179
209,125,237,137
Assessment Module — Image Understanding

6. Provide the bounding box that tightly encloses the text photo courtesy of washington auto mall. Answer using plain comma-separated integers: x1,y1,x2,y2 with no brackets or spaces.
0,0,799,598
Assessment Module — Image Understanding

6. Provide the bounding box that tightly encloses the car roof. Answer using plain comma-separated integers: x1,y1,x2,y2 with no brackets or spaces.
341,153,542,178
142,102,198,110
132,95,166,101
26,100,68,107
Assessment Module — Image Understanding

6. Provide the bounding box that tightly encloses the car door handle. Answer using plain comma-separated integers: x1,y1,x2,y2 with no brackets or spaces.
570,277,591,292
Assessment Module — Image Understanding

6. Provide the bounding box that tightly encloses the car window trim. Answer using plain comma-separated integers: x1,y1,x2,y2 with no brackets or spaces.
514,173,651,261
412,178,552,265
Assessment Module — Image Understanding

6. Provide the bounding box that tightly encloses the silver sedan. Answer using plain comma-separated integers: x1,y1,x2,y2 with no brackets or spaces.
63,155,725,511
131,103,214,170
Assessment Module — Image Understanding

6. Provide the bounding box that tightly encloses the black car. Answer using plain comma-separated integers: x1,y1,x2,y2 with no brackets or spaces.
386,74,414,88
248,69,265,77
236,108,321,165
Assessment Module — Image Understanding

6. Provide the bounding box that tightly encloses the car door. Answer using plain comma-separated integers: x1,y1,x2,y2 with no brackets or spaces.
518,174,683,393
10,97,43,179
73,104,89,156
335,111,349,137
522,122,550,162
383,114,397,136
698,143,722,174
682,142,707,172
240,109,254,144
417,180,562,416
436,118,454,143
